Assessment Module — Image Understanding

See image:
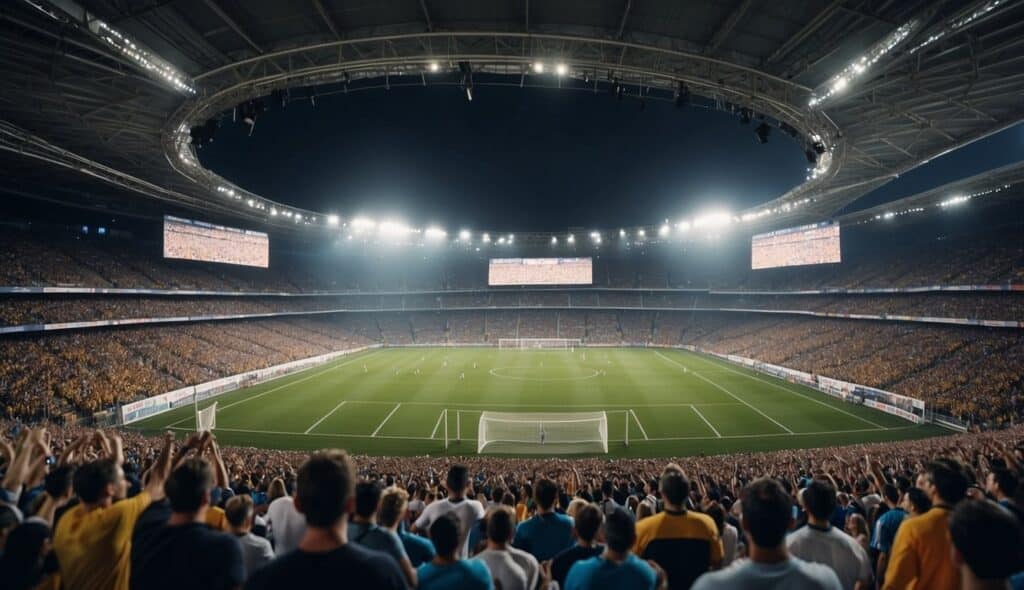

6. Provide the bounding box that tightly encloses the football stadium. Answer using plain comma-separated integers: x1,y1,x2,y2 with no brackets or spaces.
2,1,1024,589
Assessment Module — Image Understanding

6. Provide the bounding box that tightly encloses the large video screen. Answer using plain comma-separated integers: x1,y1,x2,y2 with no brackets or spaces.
751,222,841,269
489,258,593,286
163,216,269,268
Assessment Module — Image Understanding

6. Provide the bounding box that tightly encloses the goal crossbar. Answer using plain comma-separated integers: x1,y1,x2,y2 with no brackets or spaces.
477,411,608,454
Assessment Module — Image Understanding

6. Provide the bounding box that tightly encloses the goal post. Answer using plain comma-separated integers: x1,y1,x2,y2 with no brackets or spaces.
477,411,608,454
498,338,583,350
196,402,217,432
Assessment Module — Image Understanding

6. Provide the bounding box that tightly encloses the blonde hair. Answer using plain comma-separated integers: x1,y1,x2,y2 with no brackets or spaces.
378,486,409,527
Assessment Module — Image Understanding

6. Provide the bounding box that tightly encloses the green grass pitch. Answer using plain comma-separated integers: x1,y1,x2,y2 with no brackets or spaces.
131,347,949,457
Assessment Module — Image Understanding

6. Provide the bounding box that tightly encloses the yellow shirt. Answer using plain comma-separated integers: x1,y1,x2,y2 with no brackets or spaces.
882,506,959,590
53,491,151,590
634,510,724,589
206,506,229,531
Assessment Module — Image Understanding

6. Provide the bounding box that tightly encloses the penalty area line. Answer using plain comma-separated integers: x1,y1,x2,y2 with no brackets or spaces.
430,410,445,439
372,403,402,437
690,405,721,438
629,409,649,440
304,400,347,434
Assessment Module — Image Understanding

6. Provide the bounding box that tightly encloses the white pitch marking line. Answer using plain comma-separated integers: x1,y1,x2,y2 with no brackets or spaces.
304,401,347,434
653,350,795,434
700,355,887,429
430,410,445,439
691,404,721,438
629,409,649,440
372,403,402,437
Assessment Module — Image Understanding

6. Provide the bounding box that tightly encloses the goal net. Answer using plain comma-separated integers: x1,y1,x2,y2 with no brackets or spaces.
498,338,582,350
196,402,217,432
477,411,608,454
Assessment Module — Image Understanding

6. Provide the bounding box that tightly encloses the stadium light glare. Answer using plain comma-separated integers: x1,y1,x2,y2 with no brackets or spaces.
590,231,602,244
637,229,646,238
379,221,410,237
508,234,515,243
498,237,506,244
551,236,558,245
458,229,471,241
326,214,340,227
482,233,491,243
619,228,626,238
659,224,670,237
567,234,575,244
555,63,568,76
425,227,447,239
428,61,440,72
270,208,278,216
940,195,970,208
351,217,376,232
693,211,732,229
676,220,691,231
533,62,545,73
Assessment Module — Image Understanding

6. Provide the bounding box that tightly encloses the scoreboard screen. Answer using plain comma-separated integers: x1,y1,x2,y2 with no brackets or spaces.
751,222,841,269
489,258,592,286
163,216,269,268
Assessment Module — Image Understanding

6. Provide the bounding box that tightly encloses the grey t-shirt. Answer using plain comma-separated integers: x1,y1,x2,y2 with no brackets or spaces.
787,525,873,590
692,557,843,590
348,522,408,565
235,532,275,578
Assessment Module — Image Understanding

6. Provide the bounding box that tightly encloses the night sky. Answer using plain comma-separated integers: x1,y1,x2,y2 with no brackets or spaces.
200,83,1024,232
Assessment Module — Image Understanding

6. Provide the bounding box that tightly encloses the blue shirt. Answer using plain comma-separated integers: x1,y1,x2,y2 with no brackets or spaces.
418,559,493,590
565,554,658,590
348,522,407,565
513,512,575,561
400,531,436,567
870,508,907,553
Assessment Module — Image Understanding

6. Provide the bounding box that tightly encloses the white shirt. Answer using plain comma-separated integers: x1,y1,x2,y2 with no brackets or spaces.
235,532,275,578
721,523,739,566
413,496,486,558
266,496,306,556
506,545,540,589
786,525,873,590
692,557,843,590
475,548,530,590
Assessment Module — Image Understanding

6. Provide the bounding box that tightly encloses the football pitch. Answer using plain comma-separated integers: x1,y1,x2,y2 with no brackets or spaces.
131,347,948,457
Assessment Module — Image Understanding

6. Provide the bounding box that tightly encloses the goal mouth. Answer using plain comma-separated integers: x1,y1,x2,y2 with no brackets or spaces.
498,338,582,350
477,411,608,454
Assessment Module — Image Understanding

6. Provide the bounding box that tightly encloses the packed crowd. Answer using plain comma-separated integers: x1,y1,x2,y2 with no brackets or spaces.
1,422,1022,589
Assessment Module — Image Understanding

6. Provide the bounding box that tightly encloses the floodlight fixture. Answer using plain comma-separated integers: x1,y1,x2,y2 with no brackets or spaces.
379,221,410,237
326,214,340,227
619,229,626,238
351,217,376,232
659,224,670,237
458,229,471,241
425,227,447,239
755,123,771,144
555,63,568,76
693,211,732,229
533,62,545,73
567,234,575,244
428,61,440,72
482,233,491,243
638,229,646,238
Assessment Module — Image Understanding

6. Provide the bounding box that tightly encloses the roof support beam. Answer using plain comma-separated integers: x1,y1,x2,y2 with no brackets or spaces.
766,0,844,65
705,0,753,55
202,0,263,54
419,0,434,32
311,0,341,39
616,0,632,39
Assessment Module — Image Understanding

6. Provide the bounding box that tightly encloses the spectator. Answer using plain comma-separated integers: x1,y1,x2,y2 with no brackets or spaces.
265,482,305,555
513,477,574,561
705,503,738,567
0,521,54,590
413,464,485,558
53,431,173,590
474,506,531,590
634,466,722,589
884,459,970,590
244,450,406,589
691,478,841,590
131,457,244,590
379,486,435,567
902,486,932,516
349,481,416,587
551,503,605,588
787,481,872,590
870,483,907,585
225,495,274,579
417,512,493,590
564,507,659,590
948,500,1023,590
986,468,1018,510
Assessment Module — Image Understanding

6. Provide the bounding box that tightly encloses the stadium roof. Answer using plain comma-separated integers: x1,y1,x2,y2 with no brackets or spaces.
1,0,1023,234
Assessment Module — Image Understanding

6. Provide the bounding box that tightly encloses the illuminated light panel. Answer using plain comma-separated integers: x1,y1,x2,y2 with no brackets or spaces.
555,63,568,76
326,214,340,227
693,211,733,229
533,62,545,73
459,229,472,241
425,227,447,239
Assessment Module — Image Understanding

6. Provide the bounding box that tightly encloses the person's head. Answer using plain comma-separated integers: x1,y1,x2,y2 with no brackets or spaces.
534,478,558,511
295,450,355,528
566,497,588,520
73,458,125,506
601,479,614,499
44,465,76,501
446,464,470,497
918,459,969,505
0,521,51,590
636,502,654,520
574,504,603,544
0,505,21,551
705,502,726,535
881,483,900,507
846,513,868,537
741,478,793,550
165,458,214,514
801,480,837,522
378,486,409,529
660,469,690,509
429,512,461,558
225,494,255,532
268,477,287,502
950,500,1024,583
603,507,636,553
986,469,1018,500
354,481,382,519
486,505,516,546
902,487,932,515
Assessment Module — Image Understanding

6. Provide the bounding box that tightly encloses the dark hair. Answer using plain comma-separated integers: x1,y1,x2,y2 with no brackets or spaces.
165,458,214,513
534,478,558,510
802,480,837,521
990,469,1018,497
446,465,469,494
429,512,461,556
72,459,120,504
44,465,76,499
486,506,516,543
355,481,382,518
705,503,726,535
601,479,614,498
949,500,1024,580
925,459,969,504
882,483,900,504
296,450,355,527
574,504,603,543
0,522,50,590
905,487,932,514
604,507,636,553
660,472,690,507
742,478,792,548
224,494,254,528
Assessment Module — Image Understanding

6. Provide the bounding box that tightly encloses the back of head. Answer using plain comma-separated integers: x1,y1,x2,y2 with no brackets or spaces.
297,450,355,527
73,458,120,504
660,470,690,508
925,459,969,504
430,512,461,557
601,479,613,499
534,478,558,511
446,464,469,496
882,483,900,505
574,504,603,543
355,481,382,518
165,458,214,513
378,486,408,528
603,508,636,553
742,478,792,549
991,469,1018,498
225,494,255,528
905,487,932,514
949,500,1024,581
44,465,76,499
705,503,726,535
801,480,837,521
486,505,516,544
